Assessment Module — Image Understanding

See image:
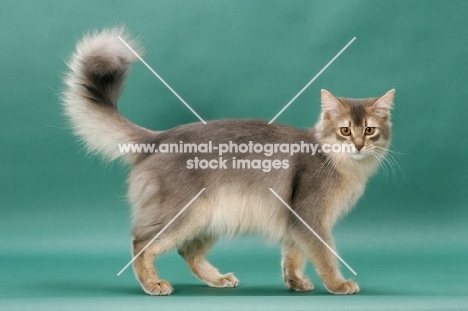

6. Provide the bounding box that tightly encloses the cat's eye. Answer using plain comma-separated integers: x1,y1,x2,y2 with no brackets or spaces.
340,127,351,136
365,127,375,135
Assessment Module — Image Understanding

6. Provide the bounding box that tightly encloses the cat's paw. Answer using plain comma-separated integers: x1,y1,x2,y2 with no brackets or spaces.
142,280,174,296
207,273,239,288
284,275,314,292
325,279,360,295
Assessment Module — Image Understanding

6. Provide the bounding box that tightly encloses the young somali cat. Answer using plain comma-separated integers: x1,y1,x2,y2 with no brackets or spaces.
63,29,394,296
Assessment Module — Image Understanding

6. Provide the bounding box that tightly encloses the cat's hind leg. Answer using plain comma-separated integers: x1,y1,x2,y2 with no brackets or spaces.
132,238,176,295
281,242,314,291
178,236,239,288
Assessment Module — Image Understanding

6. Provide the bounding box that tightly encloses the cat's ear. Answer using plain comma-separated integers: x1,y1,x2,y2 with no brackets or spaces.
321,89,347,119
371,89,395,119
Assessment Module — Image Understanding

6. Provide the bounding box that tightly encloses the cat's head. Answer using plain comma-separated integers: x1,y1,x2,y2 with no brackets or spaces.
315,89,394,162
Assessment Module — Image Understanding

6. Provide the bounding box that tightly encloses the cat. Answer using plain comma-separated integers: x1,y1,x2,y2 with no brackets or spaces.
62,29,395,296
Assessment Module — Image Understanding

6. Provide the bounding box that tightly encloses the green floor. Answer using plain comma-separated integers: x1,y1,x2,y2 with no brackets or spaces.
2,220,467,310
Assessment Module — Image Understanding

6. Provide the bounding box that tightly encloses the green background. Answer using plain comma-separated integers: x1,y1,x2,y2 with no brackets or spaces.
1,0,467,310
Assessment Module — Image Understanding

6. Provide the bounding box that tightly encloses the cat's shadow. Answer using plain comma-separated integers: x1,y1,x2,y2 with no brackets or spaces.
173,284,406,296
32,281,404,297
173,283,318,296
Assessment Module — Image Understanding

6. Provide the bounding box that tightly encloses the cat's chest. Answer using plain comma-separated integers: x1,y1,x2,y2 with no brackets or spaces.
338,182,365,206
325,177,366,225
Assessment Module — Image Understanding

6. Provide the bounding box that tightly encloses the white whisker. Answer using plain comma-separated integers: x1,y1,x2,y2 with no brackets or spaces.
372,145,405,180
370,150,389,180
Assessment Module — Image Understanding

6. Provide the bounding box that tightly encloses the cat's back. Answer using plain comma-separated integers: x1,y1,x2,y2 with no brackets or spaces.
152,119,314,144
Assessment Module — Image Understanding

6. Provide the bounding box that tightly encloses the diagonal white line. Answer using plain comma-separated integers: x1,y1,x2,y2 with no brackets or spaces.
268,37,356,124
269,188,357,275
118,36,207,124
117,188,206,276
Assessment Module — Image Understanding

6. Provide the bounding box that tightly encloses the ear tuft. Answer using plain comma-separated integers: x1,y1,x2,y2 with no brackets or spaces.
372,89,395,119
321,89,346,119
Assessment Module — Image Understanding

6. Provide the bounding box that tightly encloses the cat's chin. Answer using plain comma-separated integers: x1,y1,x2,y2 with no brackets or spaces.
349,153,367,160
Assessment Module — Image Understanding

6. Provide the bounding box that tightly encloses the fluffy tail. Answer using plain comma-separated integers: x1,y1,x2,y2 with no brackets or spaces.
63,28,153,163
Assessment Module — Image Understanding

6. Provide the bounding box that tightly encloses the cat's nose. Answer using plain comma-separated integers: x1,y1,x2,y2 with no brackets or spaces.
354,143,364,151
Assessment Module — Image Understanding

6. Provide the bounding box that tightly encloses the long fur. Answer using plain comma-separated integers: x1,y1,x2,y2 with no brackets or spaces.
63,28,395,296
63,28,154,163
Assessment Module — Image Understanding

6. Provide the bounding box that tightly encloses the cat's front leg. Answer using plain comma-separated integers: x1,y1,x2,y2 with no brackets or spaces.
281,242,314,291
292,226,360,295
